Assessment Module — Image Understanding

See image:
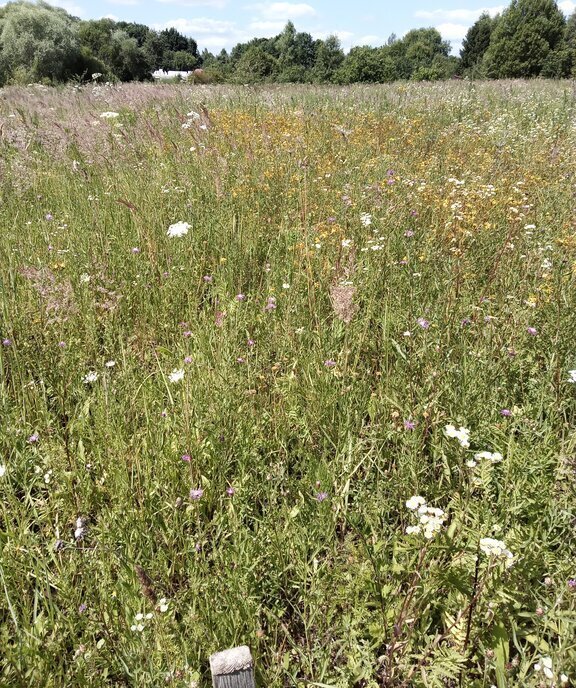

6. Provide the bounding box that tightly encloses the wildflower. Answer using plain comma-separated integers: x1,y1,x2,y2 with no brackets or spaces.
53,539,65,552
78,603,87,614
534,656,554,680
282,283,290,289
236,293,246,301
466,459,478,468
444,424,470,448
100,111,119,119
247,338,255,347
28,433,39,443
0,465,6,477
567,578,576,590
181,454,191,462
183,330,192,338
131,247,140,254
236,357,245,363
44,470,52,484
168,369,184,383
105,360,116,368
167,221,191,238
315,491,328,502
45,213,53,221
324,359,336,368
479,537,514,563
527,326,537,336
461,318,472,326
226,486,235,496
500,409,512,416
405,525,421,535
474,451,503,464
404,230,414,237
2,338,11,346
567,370,576,383
417,317,430,330
189,488,203,500
58,341,66,348
403,419,416,430
202,275,213,283
74,517,86,541
264,296,276,311
360,212,372,227
406,495,426,510
184,356,193,364
158,598,169,613
403,331,411,337
83,371,99,384
341,239,352,247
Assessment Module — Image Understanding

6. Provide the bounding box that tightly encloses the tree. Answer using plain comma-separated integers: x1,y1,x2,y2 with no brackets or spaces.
310,35,344,82
0,0,82,84
483,0,567,78
386,28,452,80
233,45,279,83
459,12,498,75
336,46,396,83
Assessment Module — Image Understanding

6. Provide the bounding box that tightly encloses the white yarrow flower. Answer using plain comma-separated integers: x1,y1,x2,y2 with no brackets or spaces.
534,656,554,680
100,111,119,119
167,221,191,238
406,495,426,510
105,360,116,368
83,371,99,384
360,212,372,227
444,424,470,448
168,368,185,383
479,537,514,563
0,465,6,477
567,370,576,383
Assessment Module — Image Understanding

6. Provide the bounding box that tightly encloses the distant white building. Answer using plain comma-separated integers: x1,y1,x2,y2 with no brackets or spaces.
152,70,193,80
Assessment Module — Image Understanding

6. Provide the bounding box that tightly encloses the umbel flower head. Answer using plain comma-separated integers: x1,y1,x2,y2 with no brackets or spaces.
167,221,191,238
444,424,470,448
479,537,514,565
405,496,446,538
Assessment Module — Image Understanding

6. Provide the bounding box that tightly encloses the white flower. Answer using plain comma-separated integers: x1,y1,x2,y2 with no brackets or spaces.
474,451,503,464
83,371,99,384
167,221,191,238
168,368,185,383
406,525,421,535
105,360,116,368
479,537,514,563
135,613,144,621
79,273,91,283
466,459,478,468
360,212,372,227
282,283,290,289
444,424,470,448
0,465,6,477
158,598,169,613
100,111,119,119
567,370,576,383
534,656,554,680
406,495,426,510
74,517,86,540
560,674,569,684
341,239,352,248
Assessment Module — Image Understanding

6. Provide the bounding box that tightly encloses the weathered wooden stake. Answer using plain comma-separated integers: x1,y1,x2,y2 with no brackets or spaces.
209,645,255,688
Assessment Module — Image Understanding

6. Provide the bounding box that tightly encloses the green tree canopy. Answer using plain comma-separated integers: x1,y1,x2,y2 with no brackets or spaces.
483,0,567,77
460,12,498,75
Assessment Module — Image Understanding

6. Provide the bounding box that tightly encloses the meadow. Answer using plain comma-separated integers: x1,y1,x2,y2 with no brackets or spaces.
0,79,575,687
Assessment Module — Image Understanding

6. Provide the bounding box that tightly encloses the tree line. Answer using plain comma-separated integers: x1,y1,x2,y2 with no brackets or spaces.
1,0,575,86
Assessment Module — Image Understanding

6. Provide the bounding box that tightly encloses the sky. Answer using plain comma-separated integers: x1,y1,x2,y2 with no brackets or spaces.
30,0,576,54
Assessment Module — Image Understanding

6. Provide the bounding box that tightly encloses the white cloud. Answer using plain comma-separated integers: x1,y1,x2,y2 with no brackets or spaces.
44,0,86,16
105,0,139,5
248,2,317,20
103,13,120,20
249,20,286,32
153,17,236,34
355,35,383,46
415,6,504,22
436,22,469,40
559,0,576,13
155,0,228,8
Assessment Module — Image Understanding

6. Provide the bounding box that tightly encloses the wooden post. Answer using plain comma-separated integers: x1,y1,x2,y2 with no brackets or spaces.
209,645,255,688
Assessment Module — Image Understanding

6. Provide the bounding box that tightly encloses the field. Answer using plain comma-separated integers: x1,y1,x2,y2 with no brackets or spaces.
1,80,576,687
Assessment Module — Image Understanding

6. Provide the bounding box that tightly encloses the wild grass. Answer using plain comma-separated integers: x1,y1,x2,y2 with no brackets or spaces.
0,79,575,687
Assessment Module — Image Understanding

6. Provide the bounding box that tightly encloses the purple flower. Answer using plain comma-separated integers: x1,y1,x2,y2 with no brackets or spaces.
315,491,328,502
568,579,576,590
247,338,255,347
203,275,213,283
417,317,430,330
527,326,537,336
500,409,512,417
410,210,418,217
236,357,245,364
2,338,12,346
183,331,192,338
461,318,472,326
236,293,246,301
226,486,235,496
264,296,276,311
189,488,204,500
403,420,416,430
181,454,191,462
184,356,193,364
58,341,66,348
27,433,39,443
78,603,87,614
387,169,395,177
327,216,336,223
324,359,336,368
404,230,414,238
131,247,140,254
45,213,53,221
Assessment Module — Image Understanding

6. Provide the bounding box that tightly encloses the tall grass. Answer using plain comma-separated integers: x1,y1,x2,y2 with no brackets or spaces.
0,80,575,687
